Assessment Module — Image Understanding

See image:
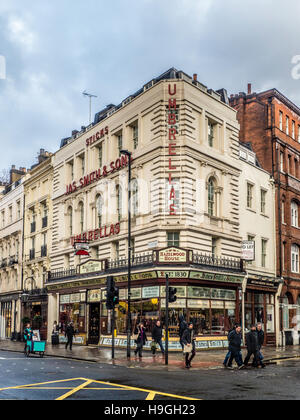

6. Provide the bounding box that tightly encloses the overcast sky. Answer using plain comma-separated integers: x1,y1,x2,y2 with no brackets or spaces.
1,0,300,171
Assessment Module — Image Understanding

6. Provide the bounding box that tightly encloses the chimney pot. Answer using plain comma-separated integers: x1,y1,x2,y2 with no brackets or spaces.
193,74,197,82
248,83,252,95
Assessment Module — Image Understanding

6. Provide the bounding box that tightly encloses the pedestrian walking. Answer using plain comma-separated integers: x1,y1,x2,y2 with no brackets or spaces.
65,322,75,350
151,320,165,356
244,324,265,368
134,322,148,358
227,325,244,369
23,323,33,353
257,322,265,366
223,323,241,367
182,322,196,369
178,314,188,351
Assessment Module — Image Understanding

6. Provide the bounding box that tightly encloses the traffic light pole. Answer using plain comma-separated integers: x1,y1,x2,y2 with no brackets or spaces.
112,308,115,359
165,274,169,366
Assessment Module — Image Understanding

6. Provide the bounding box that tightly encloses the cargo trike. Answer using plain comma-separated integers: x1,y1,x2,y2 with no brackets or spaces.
24,340,46,358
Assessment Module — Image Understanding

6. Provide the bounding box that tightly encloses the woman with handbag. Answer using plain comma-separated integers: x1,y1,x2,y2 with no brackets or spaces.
182,322,196,369
134,322,148,358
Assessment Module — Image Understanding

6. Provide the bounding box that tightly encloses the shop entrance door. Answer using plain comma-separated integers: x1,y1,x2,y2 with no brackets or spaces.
88,303,100,345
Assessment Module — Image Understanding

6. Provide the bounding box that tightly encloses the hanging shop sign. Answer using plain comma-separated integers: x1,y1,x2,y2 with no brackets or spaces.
79,259,108,274
241,241,255,261
65,154,130,196
74,242,90,257
153,247,192,264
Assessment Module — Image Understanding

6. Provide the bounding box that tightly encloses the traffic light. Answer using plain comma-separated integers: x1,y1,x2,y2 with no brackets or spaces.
106,276,119,309
168,287,177,303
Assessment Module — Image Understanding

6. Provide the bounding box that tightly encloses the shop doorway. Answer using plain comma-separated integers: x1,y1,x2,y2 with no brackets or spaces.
88,303,100,345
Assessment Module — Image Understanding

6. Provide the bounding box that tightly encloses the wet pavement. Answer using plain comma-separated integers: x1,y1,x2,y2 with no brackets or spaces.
1,339,300,371
0,349,300,400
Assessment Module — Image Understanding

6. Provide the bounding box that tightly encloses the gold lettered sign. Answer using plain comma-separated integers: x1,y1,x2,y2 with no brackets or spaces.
154,247,192,264
79,259,107,274
157,270,189,279
87,289,101,303
114,271,157,283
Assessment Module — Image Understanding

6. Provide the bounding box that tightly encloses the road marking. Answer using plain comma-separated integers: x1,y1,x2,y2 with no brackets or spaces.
56,379,94,400
0,378,201,400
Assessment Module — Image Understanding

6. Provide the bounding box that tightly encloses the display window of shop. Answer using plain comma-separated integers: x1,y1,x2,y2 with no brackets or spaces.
59,295,86,334
245,291,275,333
1,302,12,338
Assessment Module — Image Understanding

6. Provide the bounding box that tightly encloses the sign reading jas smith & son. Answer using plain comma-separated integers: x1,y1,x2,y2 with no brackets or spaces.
153,247,193,264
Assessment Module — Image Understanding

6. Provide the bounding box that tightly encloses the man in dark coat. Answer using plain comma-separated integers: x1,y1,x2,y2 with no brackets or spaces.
151,320,165,355
244,324,264,368
182,323,196,368
227,325,244,369
178,315,188,351
134,322,148,358
256,322,266,367
65,322,75,350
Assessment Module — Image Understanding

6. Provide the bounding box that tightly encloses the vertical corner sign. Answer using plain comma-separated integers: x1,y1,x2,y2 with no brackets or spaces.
168,83,178,216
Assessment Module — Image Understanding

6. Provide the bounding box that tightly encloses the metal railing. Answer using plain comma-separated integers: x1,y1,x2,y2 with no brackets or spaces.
47,251,243,282
192,253,242,270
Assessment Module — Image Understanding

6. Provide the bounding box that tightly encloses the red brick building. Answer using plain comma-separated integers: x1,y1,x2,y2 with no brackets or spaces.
230,86,300,344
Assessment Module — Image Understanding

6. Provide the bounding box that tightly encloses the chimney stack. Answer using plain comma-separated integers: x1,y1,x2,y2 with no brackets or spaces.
248,83,252,95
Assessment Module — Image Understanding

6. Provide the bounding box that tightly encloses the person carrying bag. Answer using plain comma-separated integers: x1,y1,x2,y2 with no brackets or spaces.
182,322,196,369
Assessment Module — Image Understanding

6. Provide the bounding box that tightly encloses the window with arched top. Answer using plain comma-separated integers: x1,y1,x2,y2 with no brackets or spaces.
208,177,216,216
96,195,103,228
291,201,298,228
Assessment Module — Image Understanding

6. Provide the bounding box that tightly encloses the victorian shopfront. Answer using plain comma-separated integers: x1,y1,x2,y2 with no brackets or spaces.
46,247,247,350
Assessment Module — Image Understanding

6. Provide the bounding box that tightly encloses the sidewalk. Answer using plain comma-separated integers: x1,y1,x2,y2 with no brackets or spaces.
1,340,300,371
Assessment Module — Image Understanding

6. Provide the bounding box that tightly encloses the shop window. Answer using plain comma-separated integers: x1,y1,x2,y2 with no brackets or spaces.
59,302,85,334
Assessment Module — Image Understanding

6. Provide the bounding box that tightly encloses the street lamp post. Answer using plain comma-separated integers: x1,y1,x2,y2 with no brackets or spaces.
120,149,132,359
